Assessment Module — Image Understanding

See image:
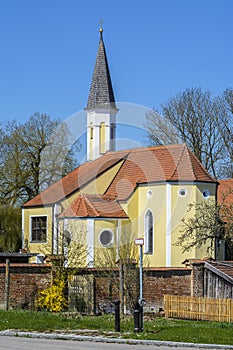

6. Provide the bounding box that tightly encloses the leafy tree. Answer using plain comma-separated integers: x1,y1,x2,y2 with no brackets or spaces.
0,113,80,205
0,205,22,252
145,87,229,179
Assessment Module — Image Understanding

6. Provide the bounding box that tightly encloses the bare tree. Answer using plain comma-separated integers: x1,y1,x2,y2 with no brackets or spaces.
215,88,233,178
145,88,226,179
94,232,145,314
0,113,80,205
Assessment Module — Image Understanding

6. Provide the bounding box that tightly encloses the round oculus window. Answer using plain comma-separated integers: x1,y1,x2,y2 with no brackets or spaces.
147,189,153,199
178,188,187,197
99,230,113,247
202,189,210,199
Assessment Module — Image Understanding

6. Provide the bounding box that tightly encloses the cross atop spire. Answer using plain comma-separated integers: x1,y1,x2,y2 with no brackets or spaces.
86,27,116,110
99,19,103,33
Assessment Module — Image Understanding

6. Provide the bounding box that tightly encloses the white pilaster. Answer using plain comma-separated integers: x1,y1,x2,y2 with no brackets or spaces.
53,204,61,254
166,183,172,267
87,219,94,267
116,219,121,261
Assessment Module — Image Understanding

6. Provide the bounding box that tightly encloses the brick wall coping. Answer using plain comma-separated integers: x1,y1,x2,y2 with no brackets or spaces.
144,267,191,271
0,264,192,271
0,263,52,267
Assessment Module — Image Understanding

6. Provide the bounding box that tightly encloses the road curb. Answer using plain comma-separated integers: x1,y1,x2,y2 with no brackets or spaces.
1,330,233,349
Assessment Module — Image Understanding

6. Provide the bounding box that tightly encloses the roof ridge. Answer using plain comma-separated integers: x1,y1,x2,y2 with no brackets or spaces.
169,144,188,180
101,144,185,157
103,153,129,195
118,143,185,154
82,194,99,216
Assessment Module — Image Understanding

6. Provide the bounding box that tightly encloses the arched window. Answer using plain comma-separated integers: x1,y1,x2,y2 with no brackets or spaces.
145,210,153,254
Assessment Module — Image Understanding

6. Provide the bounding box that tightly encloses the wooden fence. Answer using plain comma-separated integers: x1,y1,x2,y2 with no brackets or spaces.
164,295,233,322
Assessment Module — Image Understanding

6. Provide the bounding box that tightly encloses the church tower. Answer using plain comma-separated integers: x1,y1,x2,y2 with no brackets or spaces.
86,27,118,161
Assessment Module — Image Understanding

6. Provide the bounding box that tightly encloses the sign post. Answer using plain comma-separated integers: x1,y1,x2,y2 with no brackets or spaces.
134,238,145,332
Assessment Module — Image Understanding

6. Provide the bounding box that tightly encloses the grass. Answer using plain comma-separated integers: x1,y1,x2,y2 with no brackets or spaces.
0,310,233,346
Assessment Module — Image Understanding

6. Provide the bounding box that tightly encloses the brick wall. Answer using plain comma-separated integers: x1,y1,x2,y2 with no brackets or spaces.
70,266,192,314
143,268,192,312
0,263,197,313
0,263,52,309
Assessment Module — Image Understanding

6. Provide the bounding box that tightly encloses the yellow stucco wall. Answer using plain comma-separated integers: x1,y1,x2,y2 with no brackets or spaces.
137,184,167,267
23,206,53,259
171,183,216,266
194,183,217,259
94,219,117,267
130,182,217,267
61,218,88,267
80,159,124,196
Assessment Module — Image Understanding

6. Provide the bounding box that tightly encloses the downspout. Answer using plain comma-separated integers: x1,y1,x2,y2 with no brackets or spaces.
21,208,25,249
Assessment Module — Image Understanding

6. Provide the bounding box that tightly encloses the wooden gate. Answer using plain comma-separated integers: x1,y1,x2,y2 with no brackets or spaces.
69,274,94,314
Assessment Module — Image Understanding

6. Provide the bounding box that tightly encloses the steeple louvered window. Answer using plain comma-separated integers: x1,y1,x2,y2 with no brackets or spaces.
99,122,106,154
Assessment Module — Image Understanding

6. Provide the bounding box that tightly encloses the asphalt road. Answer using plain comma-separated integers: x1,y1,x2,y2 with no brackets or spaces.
1,336,233,350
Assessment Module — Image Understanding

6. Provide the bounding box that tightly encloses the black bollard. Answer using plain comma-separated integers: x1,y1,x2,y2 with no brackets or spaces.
114,300,120,332
134,301,142,332
139,304,143,332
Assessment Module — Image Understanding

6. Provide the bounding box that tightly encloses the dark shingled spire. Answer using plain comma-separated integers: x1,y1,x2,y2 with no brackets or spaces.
87,29,116,109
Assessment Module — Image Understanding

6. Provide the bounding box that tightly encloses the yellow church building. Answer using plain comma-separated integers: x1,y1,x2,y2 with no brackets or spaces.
22,28,217,268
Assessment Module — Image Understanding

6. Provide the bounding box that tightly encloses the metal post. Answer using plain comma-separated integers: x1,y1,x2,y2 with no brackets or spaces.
134,238,145,332
134,301,140,332
139,244,143,301
114,300,120,332
139,244,143,331
119,262,124,314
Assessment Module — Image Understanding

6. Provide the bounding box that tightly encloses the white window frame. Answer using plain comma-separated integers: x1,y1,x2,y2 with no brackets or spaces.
99,229,114,247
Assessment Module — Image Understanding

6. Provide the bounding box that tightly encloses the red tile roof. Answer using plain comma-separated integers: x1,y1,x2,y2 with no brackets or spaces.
23,150,127,207
59,194,128,218
105,144,216,200
218,179,233,205
23,144,216,207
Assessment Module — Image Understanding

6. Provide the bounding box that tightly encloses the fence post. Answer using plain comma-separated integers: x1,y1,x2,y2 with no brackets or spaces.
5,259,10,310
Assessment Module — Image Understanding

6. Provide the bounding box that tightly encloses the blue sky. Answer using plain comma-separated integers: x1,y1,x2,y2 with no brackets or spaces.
0,0,232,126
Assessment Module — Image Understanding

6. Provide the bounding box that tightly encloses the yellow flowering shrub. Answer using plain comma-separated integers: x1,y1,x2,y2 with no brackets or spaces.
37,278,68,312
